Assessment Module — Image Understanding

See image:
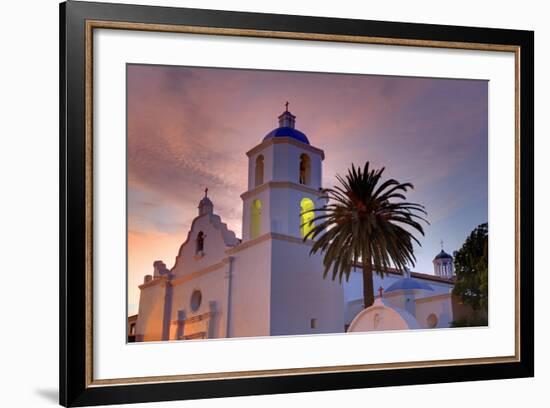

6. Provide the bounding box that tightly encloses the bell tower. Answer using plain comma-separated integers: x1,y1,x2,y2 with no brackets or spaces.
433,241,454,278
241,104,326,241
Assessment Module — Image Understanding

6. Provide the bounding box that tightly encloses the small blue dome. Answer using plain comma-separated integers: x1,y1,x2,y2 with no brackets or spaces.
434,250,453,260
263,105,310,145
385,278,434,293
263,127,310,145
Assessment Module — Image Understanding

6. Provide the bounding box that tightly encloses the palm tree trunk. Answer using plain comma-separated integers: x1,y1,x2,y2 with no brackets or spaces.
362,262,375,309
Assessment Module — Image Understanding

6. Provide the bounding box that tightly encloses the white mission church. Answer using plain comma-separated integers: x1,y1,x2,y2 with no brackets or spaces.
131,107,465,342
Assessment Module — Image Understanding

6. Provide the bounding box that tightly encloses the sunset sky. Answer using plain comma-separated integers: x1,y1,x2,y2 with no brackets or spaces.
127,64,488,316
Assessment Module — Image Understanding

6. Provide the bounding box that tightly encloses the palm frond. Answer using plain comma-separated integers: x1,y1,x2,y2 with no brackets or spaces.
303,161,428,308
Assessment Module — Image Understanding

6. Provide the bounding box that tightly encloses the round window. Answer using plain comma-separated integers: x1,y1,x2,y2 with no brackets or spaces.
427,313,438,328
190,290,202,312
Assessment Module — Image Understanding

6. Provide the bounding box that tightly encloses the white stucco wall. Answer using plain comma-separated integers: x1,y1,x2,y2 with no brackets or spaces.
384,289,422,317
135,279,169,342
168,265,228,340
270,236,345,336
227,237,273,338
415,294,454,329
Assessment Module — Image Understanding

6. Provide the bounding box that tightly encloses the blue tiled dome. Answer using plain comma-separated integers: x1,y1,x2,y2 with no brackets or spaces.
263,106,310,145
434,250,453,260
385,278,434,293
263,127,310,144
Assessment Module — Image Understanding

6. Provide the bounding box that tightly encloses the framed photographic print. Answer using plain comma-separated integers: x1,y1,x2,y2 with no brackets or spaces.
59,1,534,406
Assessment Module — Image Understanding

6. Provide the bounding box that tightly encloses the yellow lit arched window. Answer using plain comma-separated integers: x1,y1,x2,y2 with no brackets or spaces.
255,155,264,187
300,197,315,239
299,154,311,185
250,199,262,239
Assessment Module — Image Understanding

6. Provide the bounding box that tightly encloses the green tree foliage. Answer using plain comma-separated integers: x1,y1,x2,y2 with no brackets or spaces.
452,223,489,316
303,162,428,309
451,315,488,328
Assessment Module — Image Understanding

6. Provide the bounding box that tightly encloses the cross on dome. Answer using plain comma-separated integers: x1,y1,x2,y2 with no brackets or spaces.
198,187,213,216
262,105,310,145
278,103,296,128
434,239,452,260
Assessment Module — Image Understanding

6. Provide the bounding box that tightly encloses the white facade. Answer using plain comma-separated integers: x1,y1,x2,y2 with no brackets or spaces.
134,108,457,342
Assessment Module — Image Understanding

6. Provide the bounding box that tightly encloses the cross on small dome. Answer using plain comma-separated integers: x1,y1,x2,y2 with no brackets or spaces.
263,104,310,145
198,187,213,216
279,104,296,128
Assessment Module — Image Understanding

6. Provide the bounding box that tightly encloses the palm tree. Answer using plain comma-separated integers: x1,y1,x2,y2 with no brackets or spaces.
303,162,428,309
